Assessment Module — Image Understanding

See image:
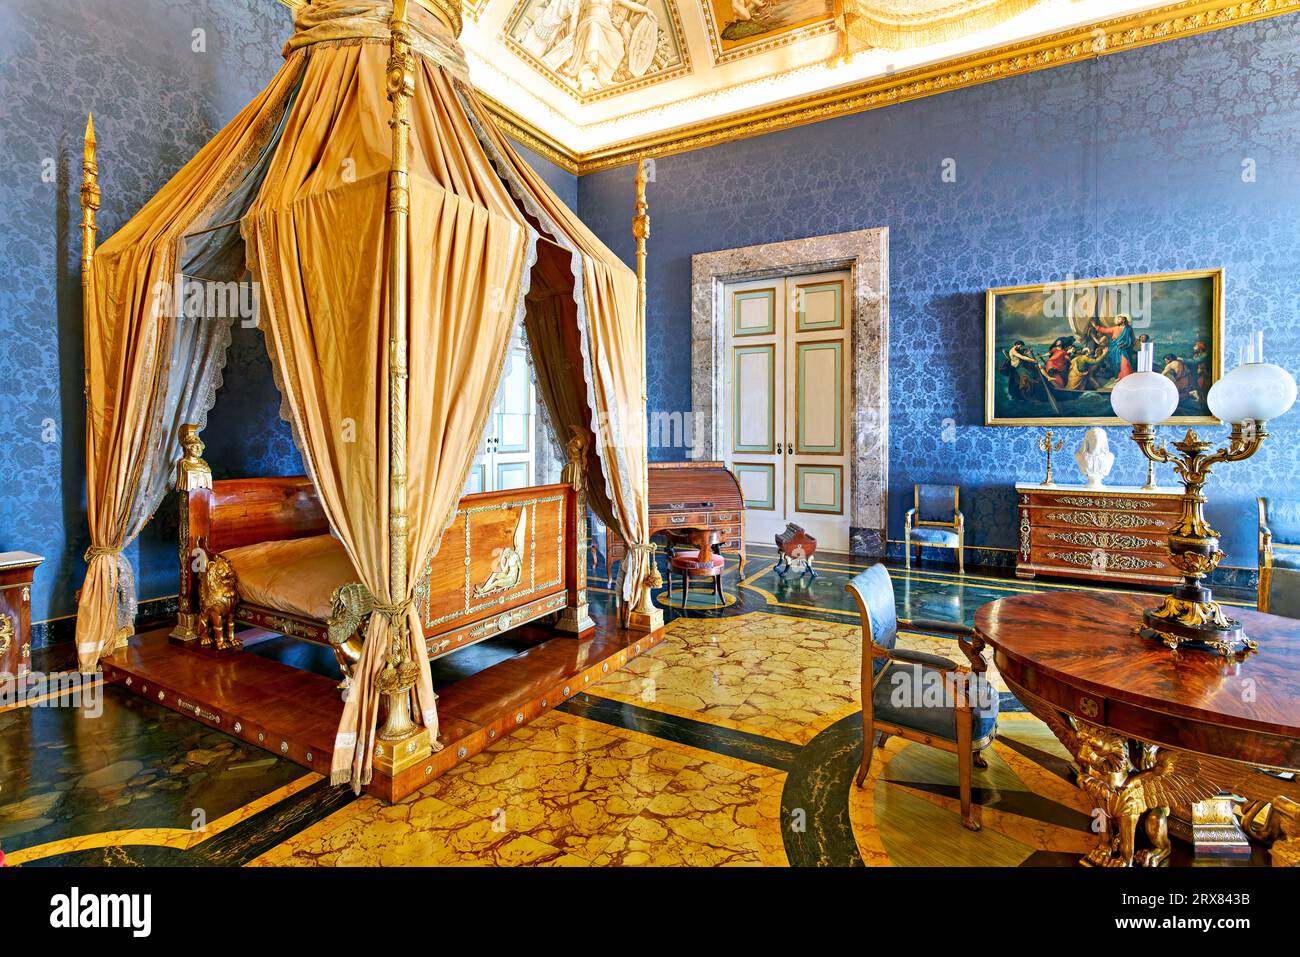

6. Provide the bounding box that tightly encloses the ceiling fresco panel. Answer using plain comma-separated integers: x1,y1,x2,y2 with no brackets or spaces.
503,0,692,102
701,0,838,64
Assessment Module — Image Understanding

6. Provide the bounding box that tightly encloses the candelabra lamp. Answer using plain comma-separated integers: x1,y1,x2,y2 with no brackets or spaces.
1037,430,1064,485
1110,337,1296,657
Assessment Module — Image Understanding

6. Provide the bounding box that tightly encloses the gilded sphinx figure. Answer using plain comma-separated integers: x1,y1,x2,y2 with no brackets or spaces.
1039,707,1222,867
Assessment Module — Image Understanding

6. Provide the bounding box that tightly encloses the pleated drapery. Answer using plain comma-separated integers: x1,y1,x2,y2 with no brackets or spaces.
246,37,531,788
461,92,652,614
76,0,650,792
77,63,305,673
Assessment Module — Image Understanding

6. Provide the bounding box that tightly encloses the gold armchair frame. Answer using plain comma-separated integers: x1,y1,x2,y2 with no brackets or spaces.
1259,496,1273,614
904,484,965,573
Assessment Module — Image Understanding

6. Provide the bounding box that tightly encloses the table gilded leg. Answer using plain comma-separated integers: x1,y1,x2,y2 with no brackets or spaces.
1008,682,1225,867
1272,799,1300,867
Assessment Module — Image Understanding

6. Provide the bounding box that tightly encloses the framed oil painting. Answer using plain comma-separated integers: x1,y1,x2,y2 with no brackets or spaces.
984,269,1223,426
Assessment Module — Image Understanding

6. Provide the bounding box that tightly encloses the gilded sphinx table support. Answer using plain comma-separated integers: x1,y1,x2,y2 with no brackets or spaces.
976,591,1300,867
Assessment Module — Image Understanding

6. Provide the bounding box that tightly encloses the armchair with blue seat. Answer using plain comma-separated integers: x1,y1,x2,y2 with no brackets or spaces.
1259,496,1300,619
846,564,998,831
904,483,965,573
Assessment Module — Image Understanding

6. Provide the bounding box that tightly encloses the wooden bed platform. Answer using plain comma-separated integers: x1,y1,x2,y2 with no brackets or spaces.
102,609,661,803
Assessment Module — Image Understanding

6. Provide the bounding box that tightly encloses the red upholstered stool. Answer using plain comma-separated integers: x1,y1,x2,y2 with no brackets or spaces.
664,546,698,601
670,553,725,607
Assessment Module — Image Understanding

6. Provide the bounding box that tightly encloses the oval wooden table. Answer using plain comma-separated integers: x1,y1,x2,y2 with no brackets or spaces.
975,591,1300,867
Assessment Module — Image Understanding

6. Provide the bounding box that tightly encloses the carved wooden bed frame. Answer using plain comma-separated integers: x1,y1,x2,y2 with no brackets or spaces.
172,427,594,686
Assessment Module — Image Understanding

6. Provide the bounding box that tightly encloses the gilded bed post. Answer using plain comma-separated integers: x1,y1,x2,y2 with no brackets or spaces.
626,159,664,633
80,114,100,286
373,0,431,770
170,424,212,644
556,427,596,636
80,113,100,417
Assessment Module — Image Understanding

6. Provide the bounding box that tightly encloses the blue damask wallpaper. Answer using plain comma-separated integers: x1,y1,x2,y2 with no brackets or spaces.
578,16,1300,574
0,0,578,626
0,0,298,626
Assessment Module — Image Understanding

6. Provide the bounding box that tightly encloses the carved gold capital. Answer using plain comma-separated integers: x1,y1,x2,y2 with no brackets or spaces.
177,423,212,491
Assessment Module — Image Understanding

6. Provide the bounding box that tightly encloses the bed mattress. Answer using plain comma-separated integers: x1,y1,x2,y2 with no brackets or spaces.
220,534,360,622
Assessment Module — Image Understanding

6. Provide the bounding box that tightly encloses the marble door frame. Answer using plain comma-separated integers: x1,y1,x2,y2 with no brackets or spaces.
690,228,889,556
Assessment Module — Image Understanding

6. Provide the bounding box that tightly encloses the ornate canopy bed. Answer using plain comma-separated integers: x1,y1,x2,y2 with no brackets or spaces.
173,425,585,687
75,0,663,795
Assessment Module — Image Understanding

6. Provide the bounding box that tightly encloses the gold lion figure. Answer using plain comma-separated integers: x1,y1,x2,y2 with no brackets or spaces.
198,554,242,652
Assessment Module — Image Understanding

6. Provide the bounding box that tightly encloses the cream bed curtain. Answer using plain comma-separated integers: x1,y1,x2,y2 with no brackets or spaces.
246,29,532,788
461,93,652,616
77,0,649,792
77,64,305,673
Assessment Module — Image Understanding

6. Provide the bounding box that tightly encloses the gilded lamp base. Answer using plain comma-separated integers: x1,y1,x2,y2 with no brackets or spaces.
1135,595,1256,658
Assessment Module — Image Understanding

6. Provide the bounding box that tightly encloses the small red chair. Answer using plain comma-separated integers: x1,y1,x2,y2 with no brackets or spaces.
670,552,725,607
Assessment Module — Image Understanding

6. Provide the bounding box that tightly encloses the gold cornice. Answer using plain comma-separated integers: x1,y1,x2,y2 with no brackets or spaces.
479,0,1298,174
482,93,582,174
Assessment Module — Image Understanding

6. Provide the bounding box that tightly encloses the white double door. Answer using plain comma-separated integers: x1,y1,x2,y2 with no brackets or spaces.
723,271,852,551
465,336,535,494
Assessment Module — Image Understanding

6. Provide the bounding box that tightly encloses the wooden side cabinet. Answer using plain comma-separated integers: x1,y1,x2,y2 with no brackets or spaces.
0,551,43,679
1015,483,1183,586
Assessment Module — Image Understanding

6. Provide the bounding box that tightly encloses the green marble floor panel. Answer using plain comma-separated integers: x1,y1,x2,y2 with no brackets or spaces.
0,683,308,858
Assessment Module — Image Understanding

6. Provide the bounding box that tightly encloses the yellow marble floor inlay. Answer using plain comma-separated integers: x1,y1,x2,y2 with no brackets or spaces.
252,711,787,867
592,760,786,866
589,611,1003,745
847,718,1093,866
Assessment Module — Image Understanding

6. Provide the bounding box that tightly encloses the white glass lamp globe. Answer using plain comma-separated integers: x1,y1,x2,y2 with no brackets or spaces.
1209,362,1297,424
1206,378,1228,423
1110,370,1180,425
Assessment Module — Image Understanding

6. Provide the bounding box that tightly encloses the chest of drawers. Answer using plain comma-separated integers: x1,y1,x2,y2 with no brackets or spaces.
1,551,42,678
1014,483,1183,586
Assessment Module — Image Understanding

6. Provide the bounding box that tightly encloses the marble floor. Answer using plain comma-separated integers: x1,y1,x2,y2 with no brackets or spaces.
0,550,1258,867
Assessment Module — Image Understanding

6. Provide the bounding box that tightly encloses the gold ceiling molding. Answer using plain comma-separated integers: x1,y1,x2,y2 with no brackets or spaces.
482,0,1298,174
484,92,584,172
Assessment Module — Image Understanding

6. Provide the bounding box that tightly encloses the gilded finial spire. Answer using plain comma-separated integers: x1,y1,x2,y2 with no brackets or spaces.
80,113,100,286
633,159,649,326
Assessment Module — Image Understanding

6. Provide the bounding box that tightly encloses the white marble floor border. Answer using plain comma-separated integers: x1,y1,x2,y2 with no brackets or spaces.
690,228,889,556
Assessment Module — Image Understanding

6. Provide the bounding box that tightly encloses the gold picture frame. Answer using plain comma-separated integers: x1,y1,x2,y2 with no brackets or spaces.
984,268,1224,426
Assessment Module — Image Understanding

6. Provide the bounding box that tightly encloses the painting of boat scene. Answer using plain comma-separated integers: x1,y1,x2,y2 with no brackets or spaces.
985,270,1222,425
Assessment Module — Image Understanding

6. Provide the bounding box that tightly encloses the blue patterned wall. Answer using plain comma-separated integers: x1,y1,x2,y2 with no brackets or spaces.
0,0,578,626
514,142,579,211
578,17,1300,574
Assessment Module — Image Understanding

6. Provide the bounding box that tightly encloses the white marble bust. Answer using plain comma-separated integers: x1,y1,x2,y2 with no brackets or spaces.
1075,427,1115,488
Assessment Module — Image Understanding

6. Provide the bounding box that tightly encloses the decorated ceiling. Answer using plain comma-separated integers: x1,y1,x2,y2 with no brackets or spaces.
276,1,1271,168
462,0,1182,158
